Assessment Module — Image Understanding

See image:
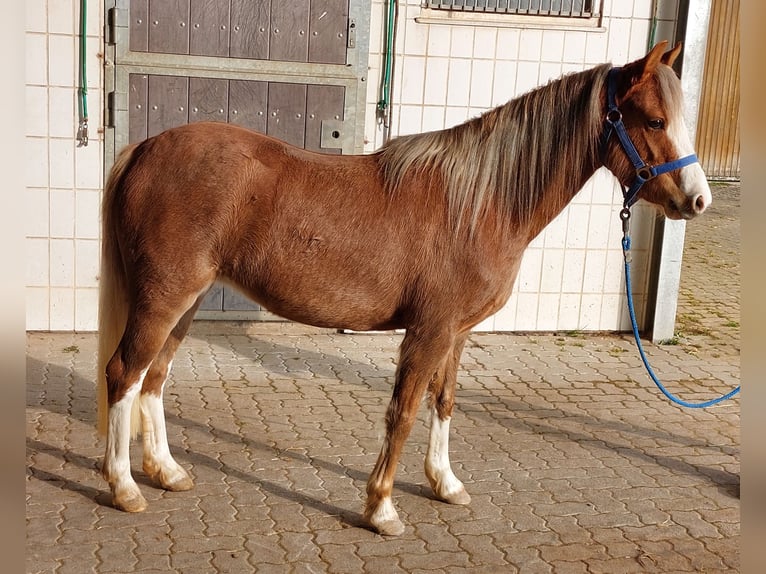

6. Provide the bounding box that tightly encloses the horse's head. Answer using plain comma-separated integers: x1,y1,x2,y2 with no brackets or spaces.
601,41,712,220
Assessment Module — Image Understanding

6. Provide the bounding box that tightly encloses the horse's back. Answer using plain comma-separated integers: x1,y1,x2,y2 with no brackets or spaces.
109,122,428,330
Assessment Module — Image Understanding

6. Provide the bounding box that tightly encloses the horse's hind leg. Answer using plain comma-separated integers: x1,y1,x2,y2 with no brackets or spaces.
102,314,177,512
103,294,205,512
364,327,456,536
425,332,471,506
139,303,201,492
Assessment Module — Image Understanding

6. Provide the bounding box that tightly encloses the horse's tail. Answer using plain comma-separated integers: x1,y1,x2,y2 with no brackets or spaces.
97,144,141,437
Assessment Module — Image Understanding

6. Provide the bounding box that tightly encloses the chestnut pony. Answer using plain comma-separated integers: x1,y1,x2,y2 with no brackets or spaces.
98,42,710,535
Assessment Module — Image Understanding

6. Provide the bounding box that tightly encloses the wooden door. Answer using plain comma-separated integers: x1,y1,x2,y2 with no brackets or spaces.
105,0,370,318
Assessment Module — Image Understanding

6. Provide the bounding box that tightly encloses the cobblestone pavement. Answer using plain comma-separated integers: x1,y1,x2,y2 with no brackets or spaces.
26,185,740,573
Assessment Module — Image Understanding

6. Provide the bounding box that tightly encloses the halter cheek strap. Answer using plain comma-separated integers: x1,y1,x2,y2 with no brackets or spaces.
601,67,699,208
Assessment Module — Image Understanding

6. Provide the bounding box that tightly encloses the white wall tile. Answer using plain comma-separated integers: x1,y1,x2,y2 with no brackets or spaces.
26,85,48,137
75,190,100,239
427,25,451,57
49,138,75,188
563,31,587,64
423,57,449,106
517,249,542,293
629,19,651,58
444,106,468,129
49,189,75,238
50,239,75,286
26,0,47,34
515,293,539,330
540,250,565,294
632,0,653,19
396,105,423,136
607,17,632,64
473,28,497,60
496,28,520,61
75,141,102,189
491,60,517,106
26,188,50,238
469,59,494,109
541,30,565,62
609,0,635,18
49,87,75,138
586,205,612,248
565,204,590,248
515,61,540,95
75,239,99,287
543,212,568,249
561,250,586,293
403,16,428,56
446,59,471,106
579,294,603,330
585,31,609,65
26,288,50,331
450,27,474,58
518,29,543,61
48,0,75,35
421,106,445,132
582,250,607,293
26,34,48,85
75,288,99,331
48,34,75,87
537,293,561,330
26,137,49,188
26,237,49,286
538,62,562,85
558,294,582,330
50,287,76,330
399,56,426,104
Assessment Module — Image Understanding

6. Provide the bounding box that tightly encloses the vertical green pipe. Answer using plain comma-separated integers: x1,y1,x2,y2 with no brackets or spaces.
377,0,397,140
77,0,89,145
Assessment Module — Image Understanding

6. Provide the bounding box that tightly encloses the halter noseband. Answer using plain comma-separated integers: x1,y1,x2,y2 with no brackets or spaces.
601,67,699,209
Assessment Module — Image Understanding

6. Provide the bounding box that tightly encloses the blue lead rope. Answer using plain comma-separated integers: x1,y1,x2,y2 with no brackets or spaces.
621,219,741,408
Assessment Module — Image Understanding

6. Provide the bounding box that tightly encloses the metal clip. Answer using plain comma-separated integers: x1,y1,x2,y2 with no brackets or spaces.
77,119,89,147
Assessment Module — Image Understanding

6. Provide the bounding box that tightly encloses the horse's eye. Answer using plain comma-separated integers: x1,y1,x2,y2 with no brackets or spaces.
648,118,665,130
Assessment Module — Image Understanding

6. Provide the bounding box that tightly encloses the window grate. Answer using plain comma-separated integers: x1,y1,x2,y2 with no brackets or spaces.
423,1,599,18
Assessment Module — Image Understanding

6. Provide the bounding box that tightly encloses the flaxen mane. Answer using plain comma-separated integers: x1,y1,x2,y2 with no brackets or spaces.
377,64,611,230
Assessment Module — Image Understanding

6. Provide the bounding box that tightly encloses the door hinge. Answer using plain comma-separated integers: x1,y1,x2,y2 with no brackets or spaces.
106,7,128,45
106,91,127,128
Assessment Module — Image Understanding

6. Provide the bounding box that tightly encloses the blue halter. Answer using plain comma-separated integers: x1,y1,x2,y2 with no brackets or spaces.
601,67,699,209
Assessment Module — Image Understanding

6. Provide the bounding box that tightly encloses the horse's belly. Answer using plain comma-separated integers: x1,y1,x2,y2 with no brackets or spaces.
224,260,405,332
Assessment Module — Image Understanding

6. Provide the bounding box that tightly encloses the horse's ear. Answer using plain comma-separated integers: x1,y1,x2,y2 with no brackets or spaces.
661,41,683,67
618,41,669,94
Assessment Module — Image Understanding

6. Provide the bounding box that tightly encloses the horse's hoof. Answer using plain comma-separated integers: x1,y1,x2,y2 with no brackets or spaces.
113,490,148,513
441,487,471,506
162,472,194,492
144,462,194,492
373,518,406,537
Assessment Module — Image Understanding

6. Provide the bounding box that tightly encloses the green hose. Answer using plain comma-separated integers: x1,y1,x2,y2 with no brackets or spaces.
77,0,89,146
377,0,397,136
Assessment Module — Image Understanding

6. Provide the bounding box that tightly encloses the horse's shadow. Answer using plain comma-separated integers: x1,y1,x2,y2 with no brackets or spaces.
26,329,740,529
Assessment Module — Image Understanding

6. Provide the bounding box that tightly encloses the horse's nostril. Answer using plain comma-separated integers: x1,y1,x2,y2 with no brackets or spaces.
694,194,706,213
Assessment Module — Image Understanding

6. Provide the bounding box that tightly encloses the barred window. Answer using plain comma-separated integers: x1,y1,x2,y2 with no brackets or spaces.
423,1,600,19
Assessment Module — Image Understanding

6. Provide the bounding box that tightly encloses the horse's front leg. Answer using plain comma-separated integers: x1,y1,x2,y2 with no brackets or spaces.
364,328,455,536
425,333,471,505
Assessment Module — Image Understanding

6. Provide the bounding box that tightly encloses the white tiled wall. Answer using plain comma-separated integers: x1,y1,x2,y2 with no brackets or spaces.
26,0,681,332
26,0,103,331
